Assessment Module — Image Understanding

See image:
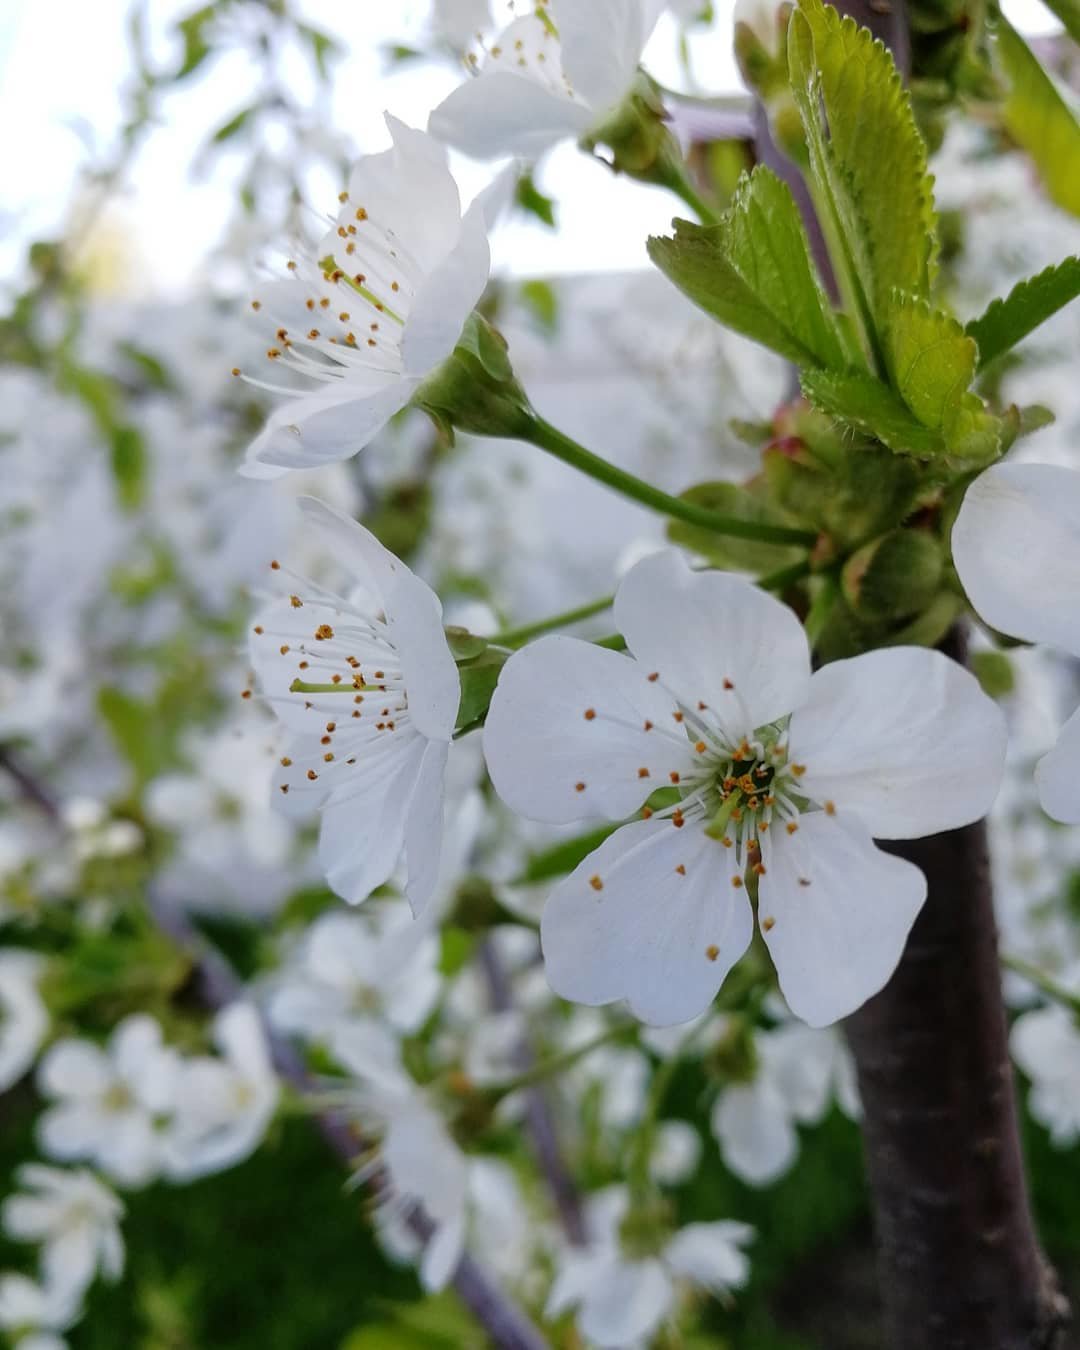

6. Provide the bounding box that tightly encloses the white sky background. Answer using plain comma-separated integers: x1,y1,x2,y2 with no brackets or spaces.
0,0,1064,295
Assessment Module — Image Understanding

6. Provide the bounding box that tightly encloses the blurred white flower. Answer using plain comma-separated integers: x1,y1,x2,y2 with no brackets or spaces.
0,1271,78,1350
164,1003,279,1182
649,1119,702,1185
1,1166,124,1307
711,1022,859,1186
249,497,459,914
547,1186,752,1347
430,1,664,160
268,902,442,1048
0,950,49,1091
36,1016,179,1188
432,0,492,46
1011,1001,1080,1147
240,117,493,477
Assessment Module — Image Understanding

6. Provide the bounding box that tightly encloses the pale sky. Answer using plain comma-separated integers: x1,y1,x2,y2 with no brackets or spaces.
0,0,1063,294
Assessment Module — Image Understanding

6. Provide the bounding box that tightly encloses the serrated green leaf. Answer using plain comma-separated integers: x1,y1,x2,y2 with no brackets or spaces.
885,293,975,429
996,17,1080,217
800,368,944,456
666,481,805,573
787,0,938,355
967,256,1080,369
648,164,847,368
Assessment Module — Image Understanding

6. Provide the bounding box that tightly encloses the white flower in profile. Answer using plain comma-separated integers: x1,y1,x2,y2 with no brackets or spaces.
0,1272,78,1350
268,902,442,1048
239,116,494,478
547,1186,752,1348
1011,1001,1080,1147
0,950,49,1092
429,0,665,160
333,1022,469,1292
164,1004,279,1182
711,1022,859,1185
953,462,1080,824
36,1016,179,1188
484,550,1007,1027
1,1166,123,1307
248,497,460,913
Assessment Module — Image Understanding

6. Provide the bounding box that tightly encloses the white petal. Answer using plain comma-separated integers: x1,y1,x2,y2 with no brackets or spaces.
401,197,490,376
296,495,401,598
759,813,926,1027
613,552,811,743
98,1111,160,1187
664,1221,753,1291
578,1258,673,1348
1035,703,1080,824
37,1041,112,1100
384,569,460,741
952,462,1080,656
402,739,448,916
429,71,592,160
241,379,416,475
317,736,426,902
710,1080,798,1185
787,646,1007,838
36,1104,103,1161
483,635,696,825
540,818,754,1025
559,0,660,114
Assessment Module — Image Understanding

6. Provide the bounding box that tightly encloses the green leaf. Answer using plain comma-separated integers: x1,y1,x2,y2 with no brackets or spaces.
800,368,944,456
109,425,148,510
996,17,1080,217
297,23,341,80
98,687,168,788
515,172,557,228
666,480,805,573
519,279,559,332
454,650,507,731
174,4,216,81
515,824,620,885
787,0,938,352
966,256,1080,369
648,165,847,368
211,105,257,144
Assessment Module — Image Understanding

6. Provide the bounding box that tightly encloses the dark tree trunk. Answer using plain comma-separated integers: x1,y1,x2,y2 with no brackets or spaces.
747,2,1071,1342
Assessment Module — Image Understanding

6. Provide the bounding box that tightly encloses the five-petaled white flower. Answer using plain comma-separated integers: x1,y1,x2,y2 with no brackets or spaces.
240,116,493,477
35,1016,179,1188
429,0,665,161
249,497,460,913
953,461,1080,824
484,551,1007,1027
1,1166,124,1307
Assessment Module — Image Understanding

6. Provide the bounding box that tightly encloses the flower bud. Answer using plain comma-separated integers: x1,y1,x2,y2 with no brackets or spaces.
841,529,944,623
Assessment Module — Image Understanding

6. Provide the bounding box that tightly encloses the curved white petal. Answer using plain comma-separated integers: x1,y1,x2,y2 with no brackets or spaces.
429,71,592,160
759,813,926,1027
385,569,460,741
240,379,416,475
37,1042,112,1101
540,818,754,1025
402,198,490,376
559,0,661,114
402,739,449,916
613,552,811,743
579,1258,673,1349
296,495,400,599
1035,703,1080,824
317,736,427,903
664,1221,753,1291
788,646,1007,838
710,1080,797,1185
952,462,1080,656
484,634,696,824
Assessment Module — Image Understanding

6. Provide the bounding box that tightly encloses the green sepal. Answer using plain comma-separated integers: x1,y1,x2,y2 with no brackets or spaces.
414,313,532,442
454,647,508,733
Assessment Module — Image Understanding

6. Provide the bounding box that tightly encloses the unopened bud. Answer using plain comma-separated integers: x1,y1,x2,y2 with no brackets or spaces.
841,529,943,623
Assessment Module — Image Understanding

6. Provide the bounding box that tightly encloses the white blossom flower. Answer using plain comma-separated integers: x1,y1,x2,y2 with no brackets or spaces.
248,496,460,913
649,1119,703,1185
36,1016,179,1188
429,1,665,161
240,117,493,477
164,1003,279,1182
1011,1001,1080,1146
484,550,1006,1027
547,1186,752,1348
711,1022,858,1185
268,903,442,1048
1,1167,123,1307
0,950,49,1092
953,461,1080,824
0,1272,78,1350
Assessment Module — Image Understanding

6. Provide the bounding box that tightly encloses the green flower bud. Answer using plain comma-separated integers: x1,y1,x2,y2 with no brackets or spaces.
584,72,673,180
841,529,944,623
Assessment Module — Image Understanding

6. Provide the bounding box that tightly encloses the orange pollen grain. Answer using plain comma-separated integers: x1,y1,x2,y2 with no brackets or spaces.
706,944,719,961
732,875,744,888
575,781,586,793
584,708,596,721
669,771,681,784
638,767,650,779
676,864,686,876
589,875,603,891
307,770,318,781
825,800,836,815
314,624,334,640
695,741,707,754
762,916,776,932
786,822,799,835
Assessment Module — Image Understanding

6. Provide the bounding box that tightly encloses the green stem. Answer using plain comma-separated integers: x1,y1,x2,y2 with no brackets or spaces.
1001,953,1080,1018
485,1023,637,1101
521,414,817,548
629,1016,713,1199
658,158,722,226
491,595,614,648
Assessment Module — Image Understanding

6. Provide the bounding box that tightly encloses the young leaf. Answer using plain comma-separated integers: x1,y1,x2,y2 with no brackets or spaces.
800,369,944,457
966,256,1080,369
787,0,938,354
996,17,1080,218
648,165,847,368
